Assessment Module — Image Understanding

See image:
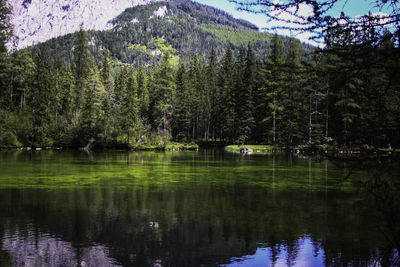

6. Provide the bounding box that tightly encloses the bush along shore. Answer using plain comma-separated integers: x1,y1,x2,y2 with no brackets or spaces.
131,142,199,151
225,145,278,155
224,143,399,156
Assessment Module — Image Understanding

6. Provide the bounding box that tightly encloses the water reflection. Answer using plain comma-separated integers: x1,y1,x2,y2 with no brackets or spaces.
0,186,393,266
226,237,325,267
2,228,119,266
0,150,398,266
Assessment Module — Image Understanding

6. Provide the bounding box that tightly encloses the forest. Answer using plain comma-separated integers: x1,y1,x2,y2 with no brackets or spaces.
0,1,399,150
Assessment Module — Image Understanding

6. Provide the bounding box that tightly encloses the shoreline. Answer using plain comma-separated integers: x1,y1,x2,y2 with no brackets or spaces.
0,143,199,152
224,144,399,156
1,144,398,156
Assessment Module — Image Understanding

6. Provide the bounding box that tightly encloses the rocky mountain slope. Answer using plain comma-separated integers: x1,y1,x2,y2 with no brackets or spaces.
30,0,314,67
9,0,160,49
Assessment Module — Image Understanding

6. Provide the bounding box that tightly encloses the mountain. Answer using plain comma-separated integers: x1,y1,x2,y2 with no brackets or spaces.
30,0,314,67
9,0,161,49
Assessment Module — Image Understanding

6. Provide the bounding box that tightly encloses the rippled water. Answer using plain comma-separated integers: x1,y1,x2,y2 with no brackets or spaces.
0,150,397,266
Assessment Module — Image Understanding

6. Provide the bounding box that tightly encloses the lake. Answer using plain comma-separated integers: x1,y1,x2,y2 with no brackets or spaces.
0,150,398,266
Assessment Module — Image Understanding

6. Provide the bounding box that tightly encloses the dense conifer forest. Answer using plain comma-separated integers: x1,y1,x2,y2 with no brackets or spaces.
0,0,399,149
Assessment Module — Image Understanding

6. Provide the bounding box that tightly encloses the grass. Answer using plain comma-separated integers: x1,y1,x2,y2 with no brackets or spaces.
132,142,198,151
166,143,199,151
201,24,272,48
225,145,279,155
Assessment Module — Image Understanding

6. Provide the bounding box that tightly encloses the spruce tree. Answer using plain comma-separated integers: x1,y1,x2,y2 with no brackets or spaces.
137,69,150,120
100,51,114,101
72,24,92,116
241,44,256,142
173,63,191,141
219,46,235,142
121,71,140,145
6,49,35,112
188,54,203,140
152,52,176,137
233,49,246,142
30,53,54,146
206,47,219,141
282,38,307,147
0,0,13,54
268,34,285,145
79,66,106,143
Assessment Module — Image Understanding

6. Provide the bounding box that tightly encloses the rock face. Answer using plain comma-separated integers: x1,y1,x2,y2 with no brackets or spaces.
8,0,160,49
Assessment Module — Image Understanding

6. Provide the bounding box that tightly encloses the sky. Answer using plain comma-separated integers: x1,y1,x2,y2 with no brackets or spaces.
192,0,390,45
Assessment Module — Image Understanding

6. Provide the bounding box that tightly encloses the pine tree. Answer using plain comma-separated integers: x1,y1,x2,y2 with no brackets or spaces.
72,24,92,116
0,0,13,54
10,49,35,111
115,66,129,106
51,64,76,144
100,51,114,101
233,49,246,143
206,47,219,141
219,46,235,141
173,63,191,141
152,52,176,137
120,71,139,145
188,54,203,140
240,43,256,142
29,53,54,146
253,60,267,143
201,51,215,141
282,38,307,147
79,66,106,143
267,34,285,145
137,69,150,120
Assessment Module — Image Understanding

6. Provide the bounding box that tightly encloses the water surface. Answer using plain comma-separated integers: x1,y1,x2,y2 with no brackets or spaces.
0,150,396,266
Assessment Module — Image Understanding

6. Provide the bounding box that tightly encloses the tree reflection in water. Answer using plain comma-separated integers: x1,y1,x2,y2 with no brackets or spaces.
2,228,119,266
0,150,398,266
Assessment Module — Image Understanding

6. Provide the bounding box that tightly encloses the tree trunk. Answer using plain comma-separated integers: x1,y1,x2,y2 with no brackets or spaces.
325,87,329,138
272,96,276,145
309,95,312,143
83,138,96,151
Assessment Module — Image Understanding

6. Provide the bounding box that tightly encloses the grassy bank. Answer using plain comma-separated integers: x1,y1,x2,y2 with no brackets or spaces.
132,142,198,151
225,145,279,155
0,142,199,152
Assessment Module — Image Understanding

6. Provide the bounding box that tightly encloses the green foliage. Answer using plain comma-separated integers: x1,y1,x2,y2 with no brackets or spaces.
0,130,20,147
137,69,150,119
73,24,93,115
225,145,276,154
29,53,55,146
79,67,106,143
151,53,176,137
0,0,13,54
0,0,399,150
201,24,271,48
172,63,191,141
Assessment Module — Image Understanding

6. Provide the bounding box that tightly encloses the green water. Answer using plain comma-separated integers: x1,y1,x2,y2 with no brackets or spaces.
0,150,397,266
